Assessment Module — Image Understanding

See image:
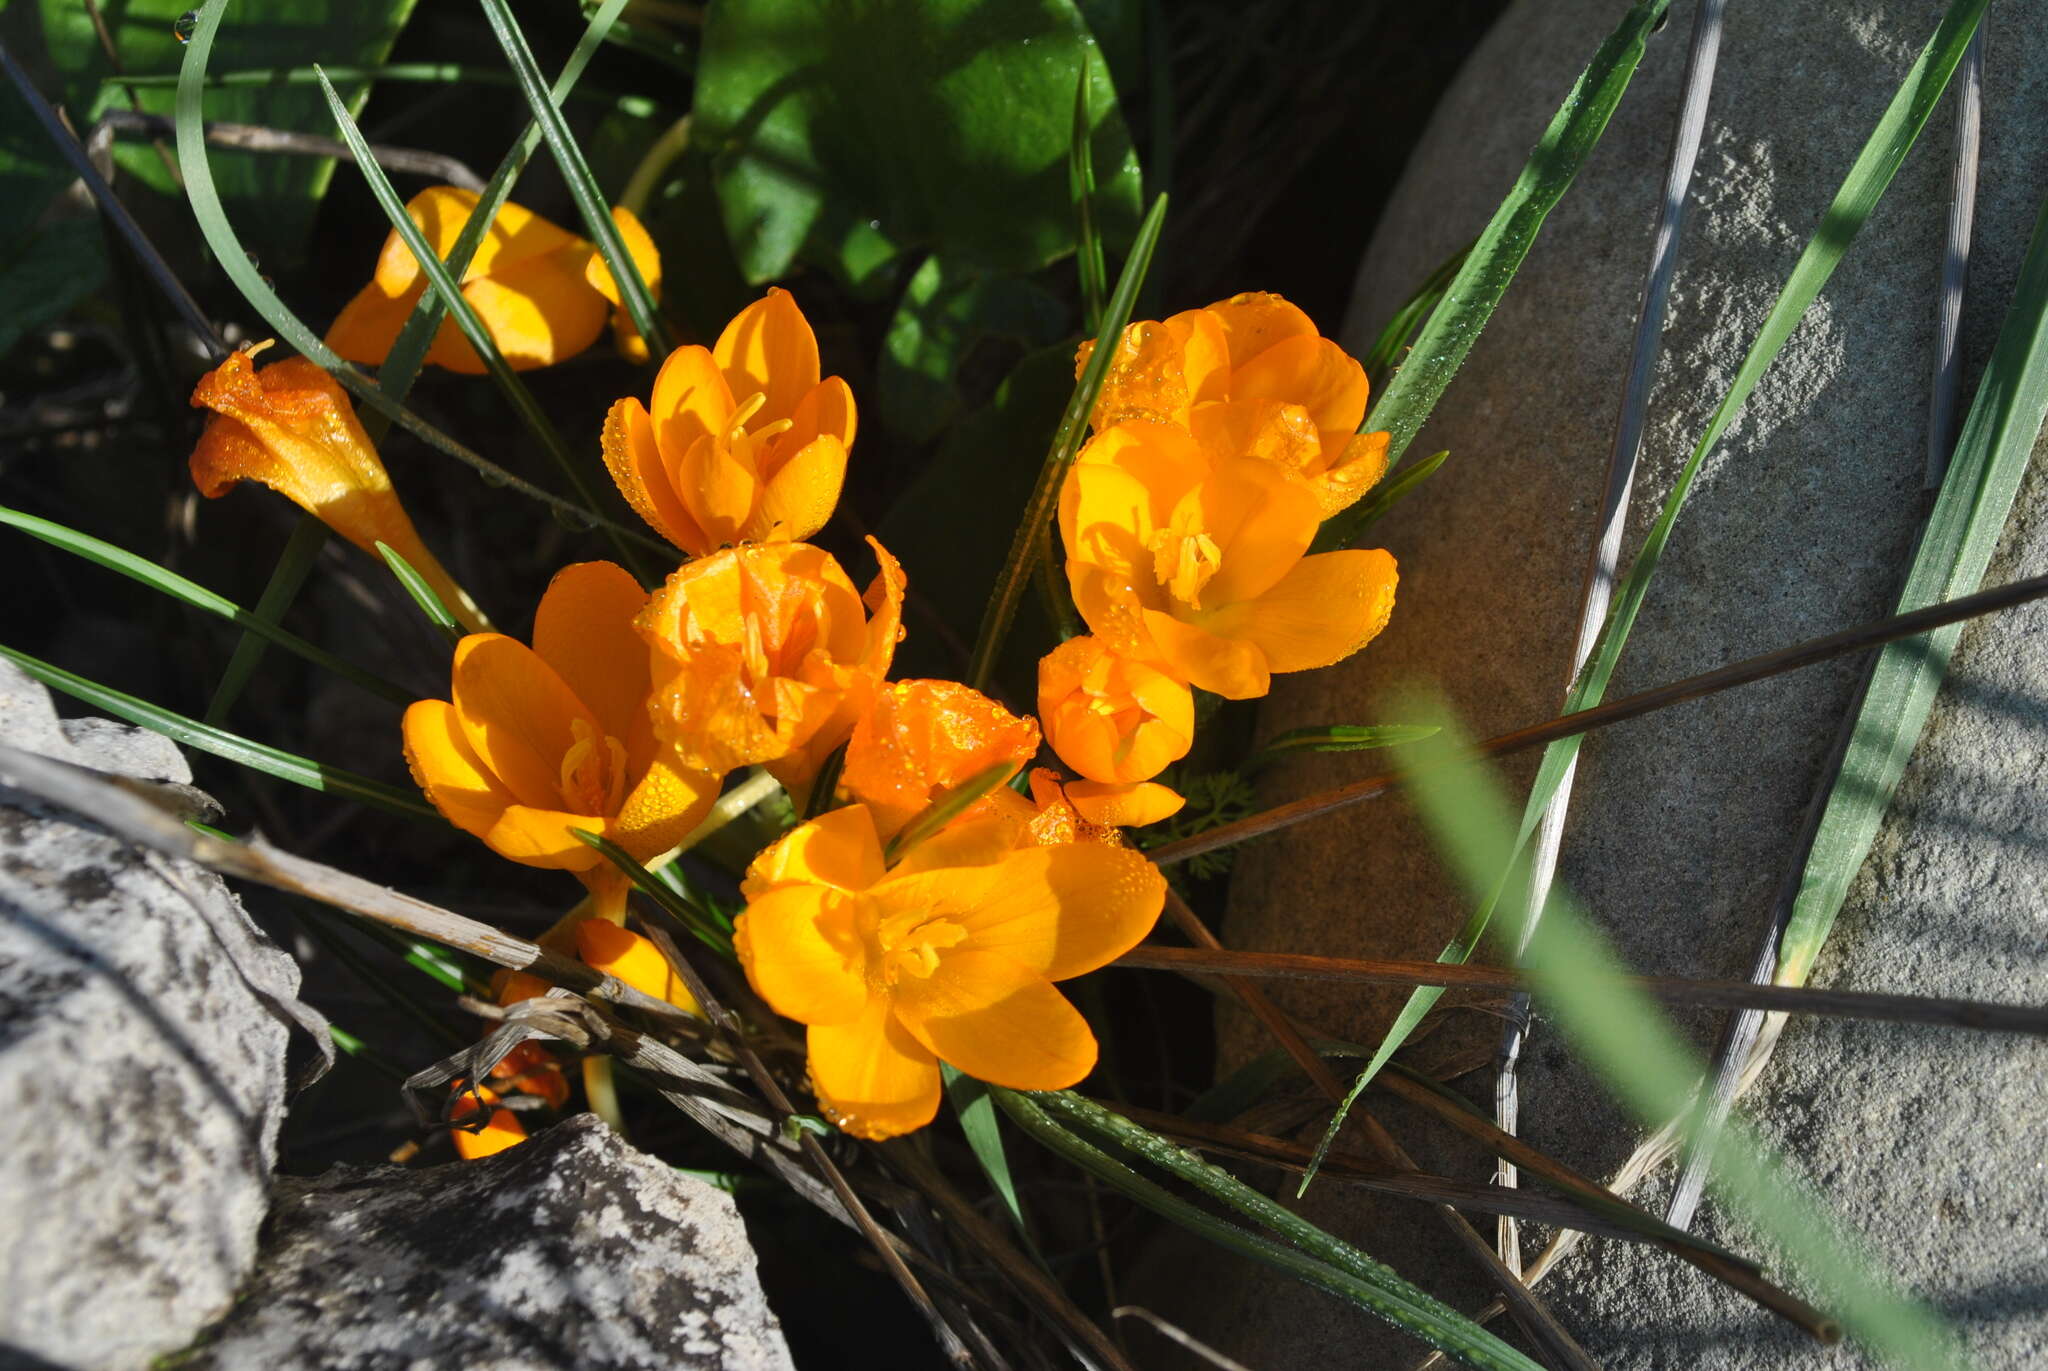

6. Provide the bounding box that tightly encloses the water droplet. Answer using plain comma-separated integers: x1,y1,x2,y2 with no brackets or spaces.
174,10,199,42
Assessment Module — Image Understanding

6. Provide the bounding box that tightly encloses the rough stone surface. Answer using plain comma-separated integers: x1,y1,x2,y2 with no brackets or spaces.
1142,2,2048,1367
188,1114,795,1371
0,660,306,1371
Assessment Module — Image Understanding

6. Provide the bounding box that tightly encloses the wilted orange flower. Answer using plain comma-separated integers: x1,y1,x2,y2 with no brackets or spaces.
449,1083,527,1160
735,804,1165,1138
1037,635,1191,827
636,538,905,809
327,186,662,373
403,561,721,916
1082,291,1389,515
841,680,1040,838
1060,420,1397,700
189,346,487,633
602,290,854,557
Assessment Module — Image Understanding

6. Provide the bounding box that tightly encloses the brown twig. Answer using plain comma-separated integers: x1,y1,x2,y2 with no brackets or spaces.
97,108,486,190
1148,572,2048,869
1116,944,2048,1036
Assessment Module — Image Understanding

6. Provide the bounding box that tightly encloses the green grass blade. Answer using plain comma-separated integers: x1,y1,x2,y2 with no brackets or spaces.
967,193,1168,690
1319,0,1671,551
1343,449,1447,536
1362,244,1472,392
203,515,329,723
1250,723,1439,767
114,61,635,102
1780,189,2048,983
0,505,408,706
998,1089,1542,1371
375,541,462,644
0,644,435,822
1401,705,1970,1371
570,828,737,957
314,66,636,572
477,0,673,358
1070,63,1107,333
942,1065,1033,1242
1305,0,1990,1187
884,761,1020,862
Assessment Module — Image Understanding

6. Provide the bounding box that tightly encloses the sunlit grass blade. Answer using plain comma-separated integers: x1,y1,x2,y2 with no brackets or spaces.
1303,0,1991,1187
1253,724,1439,764
0,644,435,822
943,1065,1034,1243
570,828,736,957
173,0,666,556
115,61,635,103
0,505,408,706
1340,449,1446,536
995,1089,1543,1371
884,761,1021,862
314,66,641,577
203,515,330,723
1361,244,1471,392
1070,63,1107,333
477,0,673,358
1400,704,1968,1371
967,193,1168,690
1319,0,1671,551
375,541,462,644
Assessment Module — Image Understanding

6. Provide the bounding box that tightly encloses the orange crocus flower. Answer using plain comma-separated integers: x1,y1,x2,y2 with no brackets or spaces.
403,561,721,917
735,804,1165,1139
327,186,662,373
574,920,702,1016
1036,635,1191,827
841,679,1041,839
987,767,1132,848
1083,291,1390,516
602,289,854,557
636,538,905,810
189,345,486,633
1060,420,1397,701
449,1083,528,1160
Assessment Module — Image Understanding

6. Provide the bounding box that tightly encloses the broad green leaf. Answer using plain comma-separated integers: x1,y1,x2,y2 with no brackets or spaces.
1780,189,2048,983
696,0,1143,289
1400,704,1968,1371
1319,0,1670,551
879,254,1067,442
1307,0,1990,1191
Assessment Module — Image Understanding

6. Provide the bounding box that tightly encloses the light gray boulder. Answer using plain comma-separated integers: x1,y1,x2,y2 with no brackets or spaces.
187,1114,795,1371
0,660,308,1370
1144,1,2048,1367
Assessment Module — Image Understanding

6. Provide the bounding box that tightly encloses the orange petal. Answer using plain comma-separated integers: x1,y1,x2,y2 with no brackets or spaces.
1142,609,1270,699
649,345,735,473
885,816,1021,876
1196,455,1322,608
395,187,580,289
584,205,664,304
532,561,654,765
743,804,888,897
783,375,857,454
943,842,1164,979
575,920,698,1013
1203,291,1319,370
452,1105,528,1159
806,999,941,1140
482,802,607,871
715,288,820,425
1209,547,1398,675
894,951,1097,1091
402,698,516,843
1229,333,1369,437
325,279,425,367
601,396,706,555
735,885,869,1025
611,752,721,865
677,433,759,550
459,248,609,370
752,434,845,546
450,633,597,811
1065,779,1185,827
1307,430,1393,517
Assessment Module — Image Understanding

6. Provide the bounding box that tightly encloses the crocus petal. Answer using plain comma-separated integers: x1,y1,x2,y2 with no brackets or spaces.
458,249,610,371
611,752,721,865
452,1102,528,1160
601,397,706,555
1060,460,1163,589
1194,455,1321,607
806,999,941,1140
1065,779,1185,828
1175,308,1232,407
894,951,1097,1091
937,843,1164,980
575,920,698,1014
483,803,607,871
1229,333,1370,436
532,561,654,766
783,375,857,454
744,804,888,897
450,634,599,811
325,279,425,367
402,699,517,843
1204,547,1399,675
885,816,1020,876
715,288,820,425
1307,430,1393,517
752,434,846,546
1203,291,1319,370
649,344,735,473
584,206,664,363
1141,609,1271,699
390,187,581,291
734,885,869,1025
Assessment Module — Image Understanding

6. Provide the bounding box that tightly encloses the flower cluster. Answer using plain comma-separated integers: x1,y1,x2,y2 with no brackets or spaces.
187,194,1393,1146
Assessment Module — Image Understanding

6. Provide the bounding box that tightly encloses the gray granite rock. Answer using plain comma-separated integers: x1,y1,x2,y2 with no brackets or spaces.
187,1114,794,1371
1142,1,2048,1367
0,660,308,1370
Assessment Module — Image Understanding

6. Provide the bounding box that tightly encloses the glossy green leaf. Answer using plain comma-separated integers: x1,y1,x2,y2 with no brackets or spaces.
942,1065,1031,1240
696,0,1143,288
878,254,1067,442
